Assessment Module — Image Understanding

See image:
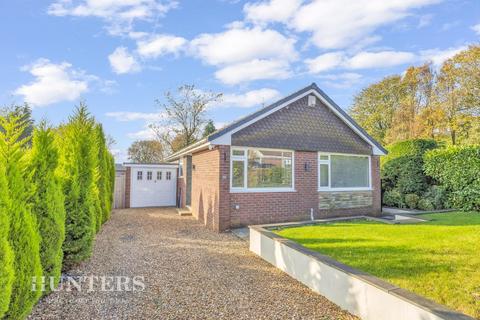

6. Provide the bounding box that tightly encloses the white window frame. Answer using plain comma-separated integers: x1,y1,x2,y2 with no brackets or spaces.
318,152,372,191
147,171,152,181
230,147,295,193
137,171,143,180
157,171,162,180
166,171,172,180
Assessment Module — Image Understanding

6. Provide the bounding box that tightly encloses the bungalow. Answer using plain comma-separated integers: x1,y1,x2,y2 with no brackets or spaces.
165,83,387,232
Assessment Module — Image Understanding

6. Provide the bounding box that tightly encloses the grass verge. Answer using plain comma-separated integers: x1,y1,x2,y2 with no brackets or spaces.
275,211,480,318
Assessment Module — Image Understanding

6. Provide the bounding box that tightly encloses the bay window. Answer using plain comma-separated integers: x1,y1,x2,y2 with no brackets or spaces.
318,153,371,190
231,148,294,191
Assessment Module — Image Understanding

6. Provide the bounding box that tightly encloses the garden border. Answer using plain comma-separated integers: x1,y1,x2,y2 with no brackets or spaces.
249,218,473,320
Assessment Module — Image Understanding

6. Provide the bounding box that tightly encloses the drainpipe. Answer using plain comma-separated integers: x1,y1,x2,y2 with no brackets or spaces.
310,208,314,221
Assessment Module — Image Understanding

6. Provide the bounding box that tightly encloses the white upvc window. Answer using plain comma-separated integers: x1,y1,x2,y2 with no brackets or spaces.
230,147,295,192
318,153,371,191
137,171,143,180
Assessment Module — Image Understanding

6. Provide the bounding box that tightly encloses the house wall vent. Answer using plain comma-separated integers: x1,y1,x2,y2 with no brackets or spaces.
308,95,316,107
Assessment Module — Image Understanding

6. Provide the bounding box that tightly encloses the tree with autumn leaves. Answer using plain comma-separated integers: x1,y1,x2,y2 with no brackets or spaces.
350,45,480,146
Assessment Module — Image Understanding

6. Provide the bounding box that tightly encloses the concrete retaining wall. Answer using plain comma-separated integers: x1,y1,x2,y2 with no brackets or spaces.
249,225,472,320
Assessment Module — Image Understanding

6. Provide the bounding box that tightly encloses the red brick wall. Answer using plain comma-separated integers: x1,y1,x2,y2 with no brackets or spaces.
125,166,131,208
218,145,231,231
188,147,382,231
229,151,319,228
191,147,222,231
226,151,382,228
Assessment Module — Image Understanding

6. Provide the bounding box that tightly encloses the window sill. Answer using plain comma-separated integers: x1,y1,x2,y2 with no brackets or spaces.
230,188,296,193
318,188,373,192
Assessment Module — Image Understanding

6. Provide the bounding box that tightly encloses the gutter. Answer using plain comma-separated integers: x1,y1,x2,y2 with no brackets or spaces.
165,139,210,161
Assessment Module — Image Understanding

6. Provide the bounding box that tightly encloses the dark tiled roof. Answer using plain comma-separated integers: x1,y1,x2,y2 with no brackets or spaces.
169,83,387,158
231,95,372,154
207,84,316,142
208,83,387,154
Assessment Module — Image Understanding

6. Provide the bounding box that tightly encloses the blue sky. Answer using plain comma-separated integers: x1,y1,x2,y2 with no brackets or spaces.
1,0,479,161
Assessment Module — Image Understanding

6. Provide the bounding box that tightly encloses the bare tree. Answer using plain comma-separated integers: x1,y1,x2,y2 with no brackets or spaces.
150,84,222,154
128,140,164,163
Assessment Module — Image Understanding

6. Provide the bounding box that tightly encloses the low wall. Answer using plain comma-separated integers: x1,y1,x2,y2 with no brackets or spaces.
249,225,472,320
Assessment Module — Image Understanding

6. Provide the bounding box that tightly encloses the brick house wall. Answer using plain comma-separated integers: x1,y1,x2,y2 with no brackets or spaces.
227,151,381,228
177,176,186,208
190,147,222,231
229,151,318,228
189,148,381,232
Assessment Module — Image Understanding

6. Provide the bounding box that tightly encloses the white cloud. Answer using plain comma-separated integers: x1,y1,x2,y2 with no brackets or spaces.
215,59,291,85
244,0,302,24
346,51,416,69
190,26,297,65
305,52,345,73
420,45,468,66
48,0,178,35
108,47,141,74
14,59,89,107
136,34,187,58
288,0,440,49
127,127,157,139
318,72,363,88
105,111,165,122
471,23,480,35
306,50,416,73
213,88,281,108
417,14,433,28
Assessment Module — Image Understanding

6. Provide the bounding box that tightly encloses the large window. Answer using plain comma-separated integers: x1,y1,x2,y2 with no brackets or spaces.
318,153,371,190
231,148,293,191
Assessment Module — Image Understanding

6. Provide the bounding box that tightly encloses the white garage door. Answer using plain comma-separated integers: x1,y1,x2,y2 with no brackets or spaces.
130,165,177,207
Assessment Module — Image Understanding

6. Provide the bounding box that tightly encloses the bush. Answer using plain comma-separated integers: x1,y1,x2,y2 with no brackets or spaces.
418,198,435,211
0,161,14,318
94,124,110,227
424,146,480,211
382,139,438,207
405,194,420,209
383,189,404,208
0,115,42,319
424,185,447,210
28,123,66,293
58,105,98,269
105,153,115,222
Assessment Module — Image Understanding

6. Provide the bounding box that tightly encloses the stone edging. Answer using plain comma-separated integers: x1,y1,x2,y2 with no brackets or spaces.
249,220,473,320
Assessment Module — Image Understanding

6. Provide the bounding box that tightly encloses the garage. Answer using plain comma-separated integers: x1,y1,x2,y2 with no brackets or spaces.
124,163,178,208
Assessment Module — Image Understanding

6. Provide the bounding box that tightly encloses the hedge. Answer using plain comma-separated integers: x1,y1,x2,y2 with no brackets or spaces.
381,139,439,208
0,115,43,319
29,123,66,294
0,103,115,319
424,145,480,211
0,160,14,318
57,105,98,268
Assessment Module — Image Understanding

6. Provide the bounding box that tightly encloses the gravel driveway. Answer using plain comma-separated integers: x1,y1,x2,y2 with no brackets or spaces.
30,208,355,320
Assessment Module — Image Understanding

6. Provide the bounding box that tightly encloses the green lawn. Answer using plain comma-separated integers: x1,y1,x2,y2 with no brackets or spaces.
275,212,480,318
